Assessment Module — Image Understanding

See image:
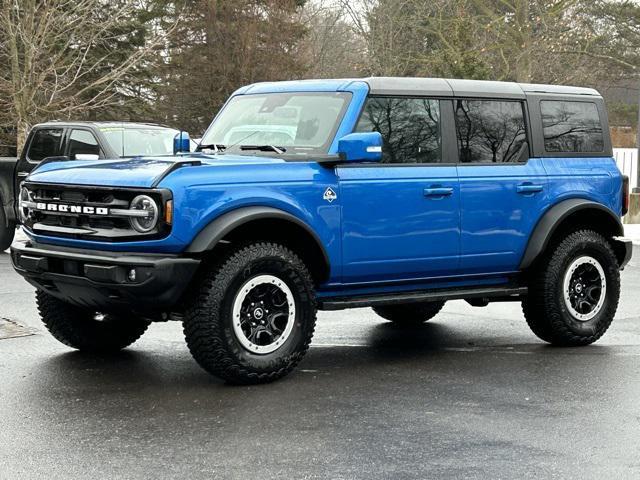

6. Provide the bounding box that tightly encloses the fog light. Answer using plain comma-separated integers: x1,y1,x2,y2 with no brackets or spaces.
128,269,137,282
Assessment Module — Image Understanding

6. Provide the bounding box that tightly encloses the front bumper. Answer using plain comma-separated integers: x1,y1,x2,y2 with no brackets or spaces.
11,240,200,312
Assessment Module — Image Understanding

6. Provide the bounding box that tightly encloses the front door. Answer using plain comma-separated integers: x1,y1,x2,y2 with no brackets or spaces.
338,96,461,285
65,128,103,160
453,99,548,274
14,126,65,206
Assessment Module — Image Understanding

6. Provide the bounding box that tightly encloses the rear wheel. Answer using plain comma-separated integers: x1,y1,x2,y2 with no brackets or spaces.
373,301,445,326
183,242,317,384
36,291,150,352
0,208,14,251
522,230,620,346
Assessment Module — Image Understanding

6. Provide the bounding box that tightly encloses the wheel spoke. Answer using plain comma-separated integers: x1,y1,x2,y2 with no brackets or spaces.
268,312,288,335
585,285,601,303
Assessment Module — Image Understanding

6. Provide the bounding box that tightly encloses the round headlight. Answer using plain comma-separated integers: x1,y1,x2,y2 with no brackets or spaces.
129,195,159,233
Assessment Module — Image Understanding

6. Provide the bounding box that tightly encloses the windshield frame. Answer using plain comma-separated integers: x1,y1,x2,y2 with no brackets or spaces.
199,91,353,156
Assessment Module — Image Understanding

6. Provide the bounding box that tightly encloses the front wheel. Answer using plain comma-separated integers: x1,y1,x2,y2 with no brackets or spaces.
183,242,317,384
0,209,15,251
522,230,620,346
36,291,150,352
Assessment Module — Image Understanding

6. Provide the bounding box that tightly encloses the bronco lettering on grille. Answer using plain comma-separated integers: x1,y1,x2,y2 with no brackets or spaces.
35,203,109,215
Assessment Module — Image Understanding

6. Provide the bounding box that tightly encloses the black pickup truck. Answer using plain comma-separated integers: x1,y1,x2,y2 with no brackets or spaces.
0,121,185,250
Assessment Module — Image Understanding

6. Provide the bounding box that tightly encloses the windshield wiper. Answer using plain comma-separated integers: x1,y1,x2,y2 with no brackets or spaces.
239,145,287,154
196,143,226,153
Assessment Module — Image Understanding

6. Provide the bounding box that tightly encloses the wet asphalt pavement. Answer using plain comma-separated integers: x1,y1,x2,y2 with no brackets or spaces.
1,241,640,479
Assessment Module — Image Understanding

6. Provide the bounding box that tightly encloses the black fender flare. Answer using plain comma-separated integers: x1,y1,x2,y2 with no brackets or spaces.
519,198,623,270
185,205,331,266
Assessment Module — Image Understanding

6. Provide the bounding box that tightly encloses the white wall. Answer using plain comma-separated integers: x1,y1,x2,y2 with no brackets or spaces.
614,148,639,189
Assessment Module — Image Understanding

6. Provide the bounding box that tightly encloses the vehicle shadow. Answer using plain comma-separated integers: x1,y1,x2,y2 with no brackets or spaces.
25,317,611,406
25,322,454,399
366,321,456,353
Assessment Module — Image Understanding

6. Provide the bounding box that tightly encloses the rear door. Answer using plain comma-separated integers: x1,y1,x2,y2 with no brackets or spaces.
338,96,461,285
536,98,618,210
455,99,549,274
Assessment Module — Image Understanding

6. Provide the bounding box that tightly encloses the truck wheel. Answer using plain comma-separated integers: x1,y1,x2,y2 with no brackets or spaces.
183,242,317,384
36,291,150,352
0,209,15,252
373,301,445,326
522,230,620,346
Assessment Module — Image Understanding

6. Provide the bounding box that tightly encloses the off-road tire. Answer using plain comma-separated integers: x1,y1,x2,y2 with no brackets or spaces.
0,209,14,252
522,230,620,346
183,242,317,385
373,301,445,326
36,290,150,352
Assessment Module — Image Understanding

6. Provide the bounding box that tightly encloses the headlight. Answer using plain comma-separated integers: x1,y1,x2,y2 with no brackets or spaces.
19,186,31,223
129,195,159,233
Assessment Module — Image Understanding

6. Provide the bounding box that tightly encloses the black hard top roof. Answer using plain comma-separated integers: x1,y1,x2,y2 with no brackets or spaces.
362,77,601,98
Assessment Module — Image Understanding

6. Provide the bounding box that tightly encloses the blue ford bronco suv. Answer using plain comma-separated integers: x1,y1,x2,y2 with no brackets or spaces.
11,78,632,384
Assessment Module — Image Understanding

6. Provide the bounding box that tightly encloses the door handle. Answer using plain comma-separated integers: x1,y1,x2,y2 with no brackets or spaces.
423,187,454,197
516,183,543,194
17,172,29,178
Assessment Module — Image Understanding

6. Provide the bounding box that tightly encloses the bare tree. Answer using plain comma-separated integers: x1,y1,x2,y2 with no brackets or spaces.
155,0,309,136
298,0,366,78
0,0,174,152
340,0,638,86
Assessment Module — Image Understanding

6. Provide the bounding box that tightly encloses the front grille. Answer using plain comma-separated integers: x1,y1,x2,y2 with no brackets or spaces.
20,182,172,242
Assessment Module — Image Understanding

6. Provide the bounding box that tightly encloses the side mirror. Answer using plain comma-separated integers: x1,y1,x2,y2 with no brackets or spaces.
173,131,191,154
74,153,99,161
337,132,383,163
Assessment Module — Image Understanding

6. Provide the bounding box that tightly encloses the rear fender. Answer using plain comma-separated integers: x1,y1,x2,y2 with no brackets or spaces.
520,198,623,270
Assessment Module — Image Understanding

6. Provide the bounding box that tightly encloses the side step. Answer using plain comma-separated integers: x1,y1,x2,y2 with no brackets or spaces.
318,286,528,311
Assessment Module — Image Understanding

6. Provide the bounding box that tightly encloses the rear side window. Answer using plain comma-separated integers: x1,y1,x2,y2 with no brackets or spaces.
27,128,63,162
454,100,529,163
541,101,604,153
68,130,101,159
355,97,442,164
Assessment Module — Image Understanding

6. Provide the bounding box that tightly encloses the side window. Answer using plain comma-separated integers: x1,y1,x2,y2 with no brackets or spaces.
27,128,63,162
454,100,529,163
541,101,604,153
355,97,442,164
68,130,101,159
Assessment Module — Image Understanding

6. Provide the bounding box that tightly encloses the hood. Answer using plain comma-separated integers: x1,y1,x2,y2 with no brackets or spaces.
27,154,287,188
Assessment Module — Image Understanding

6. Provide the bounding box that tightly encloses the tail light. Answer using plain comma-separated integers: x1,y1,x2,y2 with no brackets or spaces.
622,175,629,216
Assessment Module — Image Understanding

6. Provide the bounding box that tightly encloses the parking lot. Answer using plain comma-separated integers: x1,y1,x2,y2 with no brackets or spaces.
2,238,640,479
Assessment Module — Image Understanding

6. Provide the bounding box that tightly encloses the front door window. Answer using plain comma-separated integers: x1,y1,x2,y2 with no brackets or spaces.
356,97,442,164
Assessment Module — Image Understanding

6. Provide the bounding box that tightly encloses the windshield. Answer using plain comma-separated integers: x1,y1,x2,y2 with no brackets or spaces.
200,92,351,154
101,127,180,157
